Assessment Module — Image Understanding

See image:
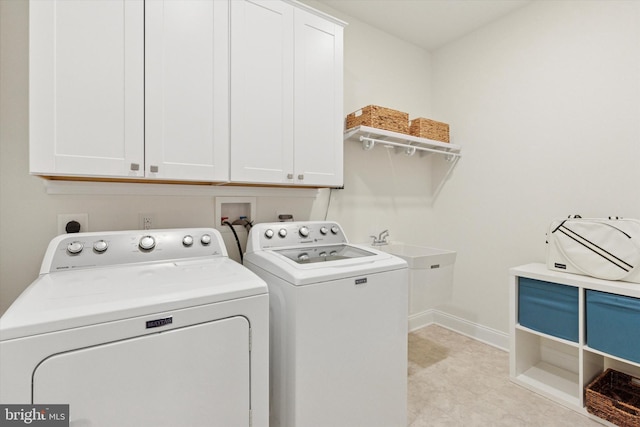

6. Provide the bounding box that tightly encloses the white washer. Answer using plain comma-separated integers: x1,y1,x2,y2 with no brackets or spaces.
243,221,408,427
0,228,268,427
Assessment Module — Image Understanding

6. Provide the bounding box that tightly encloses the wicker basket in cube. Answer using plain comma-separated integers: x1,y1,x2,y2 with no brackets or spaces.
585,369,640,427
346,105,409,134
409,118,450,143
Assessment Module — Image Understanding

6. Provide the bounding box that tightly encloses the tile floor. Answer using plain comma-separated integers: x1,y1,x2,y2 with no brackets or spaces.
408,325,604,426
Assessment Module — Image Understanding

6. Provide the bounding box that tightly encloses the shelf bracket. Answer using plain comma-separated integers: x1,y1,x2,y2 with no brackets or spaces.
362,137,375,151
359,136,461,161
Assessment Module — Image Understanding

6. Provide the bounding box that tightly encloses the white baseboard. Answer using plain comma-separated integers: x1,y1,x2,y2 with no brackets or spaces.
408,310,436,331
409,309,509,352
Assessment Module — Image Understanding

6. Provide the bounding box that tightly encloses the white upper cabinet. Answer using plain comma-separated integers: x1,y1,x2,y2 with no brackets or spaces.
29,0,343,187
145,0,229,182
29,0,145,178
30,0,229,182
230,0,295,185
293,7,344,187
230,0,344,187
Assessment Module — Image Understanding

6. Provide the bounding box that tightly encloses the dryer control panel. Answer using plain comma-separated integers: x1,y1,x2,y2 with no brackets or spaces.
41,228,227,273
246,221,348,252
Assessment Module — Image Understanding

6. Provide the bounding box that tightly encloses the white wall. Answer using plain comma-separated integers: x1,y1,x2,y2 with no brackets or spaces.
429,0,640,332
307,0,640,336
303,0,437,244
0,0,434,316
2,0,637,338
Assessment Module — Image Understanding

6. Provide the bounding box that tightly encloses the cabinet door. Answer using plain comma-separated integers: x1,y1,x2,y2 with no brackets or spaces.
293,8,344,187
145,0,229,182
230,0,294,184
29,0,144,178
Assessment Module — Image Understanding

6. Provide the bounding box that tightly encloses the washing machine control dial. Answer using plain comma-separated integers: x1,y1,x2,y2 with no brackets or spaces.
330,226,340,235
93,240,108,253
201,234,212,245
264,229,274,239
320,226,328,235
299,226,309,237
278,228,287,238
67,241,84,255
182,235,194,247
139,235,156,251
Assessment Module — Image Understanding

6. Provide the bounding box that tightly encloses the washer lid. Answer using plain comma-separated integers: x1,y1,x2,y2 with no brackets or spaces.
274,244,376,264
0,257,267,341
244,243,407,286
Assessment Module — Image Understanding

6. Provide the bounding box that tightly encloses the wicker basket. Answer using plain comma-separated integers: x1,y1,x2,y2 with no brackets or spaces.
409,118,450,143
585,369,640,427
346,105,409,134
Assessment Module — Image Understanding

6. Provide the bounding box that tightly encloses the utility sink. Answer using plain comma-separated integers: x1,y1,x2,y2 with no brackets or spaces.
377,243,457,323
379,244,456,269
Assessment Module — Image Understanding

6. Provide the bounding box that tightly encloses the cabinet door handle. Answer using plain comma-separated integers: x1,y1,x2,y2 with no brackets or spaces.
298,174,304,180
130,163,140,171
287,173,293,179
150,165,159,173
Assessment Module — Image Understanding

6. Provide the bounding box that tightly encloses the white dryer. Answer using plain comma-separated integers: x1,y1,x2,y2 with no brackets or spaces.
243,221,408,427
0,228,268,427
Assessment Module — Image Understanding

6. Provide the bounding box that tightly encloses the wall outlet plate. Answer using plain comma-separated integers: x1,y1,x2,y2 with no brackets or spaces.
138,213,156,230
57,213,89,235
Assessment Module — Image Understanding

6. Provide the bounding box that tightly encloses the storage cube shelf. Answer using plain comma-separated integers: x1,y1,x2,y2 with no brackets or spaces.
513,328,581,407
518,278,579,342
510,264,640,425
586,290,640,364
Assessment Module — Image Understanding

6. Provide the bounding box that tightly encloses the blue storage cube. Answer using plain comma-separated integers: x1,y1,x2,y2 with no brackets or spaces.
518,277,579,342
586,290,640,363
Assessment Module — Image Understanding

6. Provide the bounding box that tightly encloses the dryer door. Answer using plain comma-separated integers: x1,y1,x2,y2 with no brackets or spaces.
33,316,250,426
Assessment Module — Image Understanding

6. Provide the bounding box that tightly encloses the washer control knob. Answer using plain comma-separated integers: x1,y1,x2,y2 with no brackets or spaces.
299,226,309,237
201,234,212,245
182,235,194,247
93,240,108,253
67,241,84,255
278,228,287,238
264,229,274,239
139,235,156,251
320,226,328,235
330,226,340,235
298,253,309,262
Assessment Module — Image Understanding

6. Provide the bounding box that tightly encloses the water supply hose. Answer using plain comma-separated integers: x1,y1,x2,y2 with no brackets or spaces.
223,221,243,263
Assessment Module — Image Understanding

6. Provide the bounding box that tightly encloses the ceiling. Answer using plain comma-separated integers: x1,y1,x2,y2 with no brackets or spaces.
313,0,533,51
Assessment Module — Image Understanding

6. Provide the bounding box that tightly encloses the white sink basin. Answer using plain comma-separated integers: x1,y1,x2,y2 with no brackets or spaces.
379,243,456,269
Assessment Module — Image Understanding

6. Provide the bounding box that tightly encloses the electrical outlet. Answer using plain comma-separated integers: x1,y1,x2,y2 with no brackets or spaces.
139,213,156,230
57,213,89,235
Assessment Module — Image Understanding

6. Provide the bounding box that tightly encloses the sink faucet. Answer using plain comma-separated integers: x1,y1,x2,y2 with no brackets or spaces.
370,230,389,246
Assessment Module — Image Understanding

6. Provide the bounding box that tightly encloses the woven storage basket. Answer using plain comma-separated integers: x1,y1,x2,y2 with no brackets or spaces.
346,105,409,134
585,369,640,427
409,118,450,143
